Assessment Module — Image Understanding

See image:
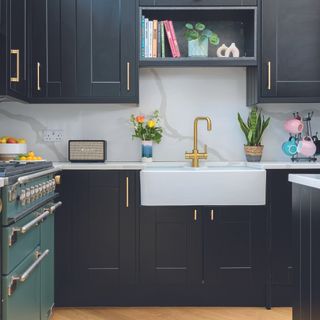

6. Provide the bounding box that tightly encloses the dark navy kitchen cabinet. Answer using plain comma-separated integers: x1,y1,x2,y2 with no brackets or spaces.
29,0,138,103
266,169,320,308
6,0,28,100
55,170,137,306
141,0,257,6
140,206,203,286
247,0,320,104
204,206,266,306
292,182,320,320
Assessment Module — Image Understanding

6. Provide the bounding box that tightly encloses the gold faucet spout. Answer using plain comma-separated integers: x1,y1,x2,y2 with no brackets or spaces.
186,116,213,168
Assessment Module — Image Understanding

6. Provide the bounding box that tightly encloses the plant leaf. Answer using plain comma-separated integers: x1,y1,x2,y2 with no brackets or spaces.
202,29,213,38
195,23,205,31
209,33,220,46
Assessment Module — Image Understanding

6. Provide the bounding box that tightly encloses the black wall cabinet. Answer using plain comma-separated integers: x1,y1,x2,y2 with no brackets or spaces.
4,0,138,103
55,170,137,306
7,0,27,100
247,0,320,104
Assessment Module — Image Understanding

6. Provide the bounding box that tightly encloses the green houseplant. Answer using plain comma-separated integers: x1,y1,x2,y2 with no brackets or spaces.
184,23,220,57
237,107,271,162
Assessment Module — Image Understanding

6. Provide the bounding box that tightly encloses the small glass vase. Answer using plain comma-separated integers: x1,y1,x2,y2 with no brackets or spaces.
188,38,209,57
141,140,153,162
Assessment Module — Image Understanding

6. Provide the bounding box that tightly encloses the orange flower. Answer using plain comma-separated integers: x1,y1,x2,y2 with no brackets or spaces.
136,115,145,123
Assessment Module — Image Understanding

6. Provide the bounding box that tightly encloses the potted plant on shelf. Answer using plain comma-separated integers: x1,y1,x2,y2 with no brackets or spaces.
184,22,220,57
237,107,271,162
130,110,163,162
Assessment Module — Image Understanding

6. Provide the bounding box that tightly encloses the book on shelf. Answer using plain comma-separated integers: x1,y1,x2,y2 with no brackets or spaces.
169,20,181,58
141,15,180,59
164,20,178,58
141,15,145,58
152,20,158,58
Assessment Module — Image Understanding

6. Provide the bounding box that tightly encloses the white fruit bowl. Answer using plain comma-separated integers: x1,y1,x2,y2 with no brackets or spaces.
0,144,27,160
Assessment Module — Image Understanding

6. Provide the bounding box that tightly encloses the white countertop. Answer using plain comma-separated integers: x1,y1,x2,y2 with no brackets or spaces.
289,174,320,190
1,161,320,188
53,161,320,170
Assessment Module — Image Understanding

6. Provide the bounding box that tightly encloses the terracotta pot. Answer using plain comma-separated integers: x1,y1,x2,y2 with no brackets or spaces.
244,145,264,162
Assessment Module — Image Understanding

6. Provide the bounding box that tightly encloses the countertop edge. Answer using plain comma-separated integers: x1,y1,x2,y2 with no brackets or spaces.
289,174,320,190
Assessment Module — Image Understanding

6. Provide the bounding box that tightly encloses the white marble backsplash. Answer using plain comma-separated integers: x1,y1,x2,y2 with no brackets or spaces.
0,68,319,162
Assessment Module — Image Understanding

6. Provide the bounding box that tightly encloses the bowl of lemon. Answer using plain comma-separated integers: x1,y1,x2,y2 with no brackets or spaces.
16,151,43,162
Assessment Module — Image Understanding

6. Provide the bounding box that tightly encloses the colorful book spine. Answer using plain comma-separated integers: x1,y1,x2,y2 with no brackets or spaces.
141,15,145,58
169,20,181,58
161,21,165,58
149,21,153,58
157,22,161,58
152,20,158,58
164,20,177,58
145,18,149,58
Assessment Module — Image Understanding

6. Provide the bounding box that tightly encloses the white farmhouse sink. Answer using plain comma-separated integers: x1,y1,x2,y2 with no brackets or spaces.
140,165,266,206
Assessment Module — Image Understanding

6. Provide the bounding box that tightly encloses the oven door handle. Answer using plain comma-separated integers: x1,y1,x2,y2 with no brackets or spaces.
8,249,50,296
16,168,60,186
18,209,51,234
48,201,62,213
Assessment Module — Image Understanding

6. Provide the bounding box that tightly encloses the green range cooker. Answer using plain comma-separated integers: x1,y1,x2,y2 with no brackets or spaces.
0,162,62,320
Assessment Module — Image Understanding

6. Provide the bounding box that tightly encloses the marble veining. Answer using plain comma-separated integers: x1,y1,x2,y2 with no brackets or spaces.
0,68,319,162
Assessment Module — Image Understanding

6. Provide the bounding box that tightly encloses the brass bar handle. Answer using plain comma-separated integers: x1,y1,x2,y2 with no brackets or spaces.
8,249,50,296
210,209,215,221
126,177,129,208
194,209,197,221
127,62,130,91
10,49,20,83
36,62,41,91
267,61,271,90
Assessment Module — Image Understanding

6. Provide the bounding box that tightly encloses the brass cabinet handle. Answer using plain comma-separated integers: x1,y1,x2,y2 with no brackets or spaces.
267,61,271,90
194,209,197,221
36,62,41,91
125,177,129,208
127,62,130,91
210,209,215,221
54,175,61,185
10,49,20,82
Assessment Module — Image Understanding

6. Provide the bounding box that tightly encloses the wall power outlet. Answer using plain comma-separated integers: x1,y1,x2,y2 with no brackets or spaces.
42,129,64,142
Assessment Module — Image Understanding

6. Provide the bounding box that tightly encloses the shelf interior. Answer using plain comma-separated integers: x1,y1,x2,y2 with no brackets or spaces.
140,7,257,62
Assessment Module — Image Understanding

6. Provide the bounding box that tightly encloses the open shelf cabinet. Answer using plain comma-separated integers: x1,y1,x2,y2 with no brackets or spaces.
139,6,258,68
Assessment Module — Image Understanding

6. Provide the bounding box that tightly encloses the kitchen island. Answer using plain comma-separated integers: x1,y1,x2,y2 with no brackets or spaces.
289,174,320,320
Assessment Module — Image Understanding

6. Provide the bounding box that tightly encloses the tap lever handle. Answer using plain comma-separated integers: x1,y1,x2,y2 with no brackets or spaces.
204,144,207,154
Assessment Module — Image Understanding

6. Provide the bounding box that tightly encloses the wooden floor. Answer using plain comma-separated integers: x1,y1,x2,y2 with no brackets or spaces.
53,307,292,320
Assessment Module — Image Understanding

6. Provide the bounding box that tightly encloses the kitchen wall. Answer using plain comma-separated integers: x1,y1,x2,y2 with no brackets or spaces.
0,68,319,162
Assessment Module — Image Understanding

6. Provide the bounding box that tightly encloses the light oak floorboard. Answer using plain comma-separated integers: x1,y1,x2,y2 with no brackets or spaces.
53,307,292,320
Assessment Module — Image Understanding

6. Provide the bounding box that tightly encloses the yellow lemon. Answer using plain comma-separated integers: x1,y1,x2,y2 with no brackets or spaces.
20,156,27,161
28,151,35,157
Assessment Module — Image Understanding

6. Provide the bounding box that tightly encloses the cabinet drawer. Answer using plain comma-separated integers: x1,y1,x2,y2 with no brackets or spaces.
2,206,51,274
2,247,44,320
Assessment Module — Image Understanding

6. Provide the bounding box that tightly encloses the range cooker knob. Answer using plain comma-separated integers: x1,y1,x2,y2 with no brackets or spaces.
19,190,26,206
34,185,39,200
38,184,43,197
42,182,47,195
30,186,35,202
25,188,31,204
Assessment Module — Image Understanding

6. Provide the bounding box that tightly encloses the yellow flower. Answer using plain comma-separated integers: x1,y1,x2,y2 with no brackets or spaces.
147,120,156,128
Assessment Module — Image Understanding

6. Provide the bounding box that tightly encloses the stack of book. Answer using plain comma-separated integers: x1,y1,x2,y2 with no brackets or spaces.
141,17,181,59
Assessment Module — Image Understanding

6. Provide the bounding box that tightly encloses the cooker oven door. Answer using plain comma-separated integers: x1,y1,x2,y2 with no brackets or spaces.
2,247,49,320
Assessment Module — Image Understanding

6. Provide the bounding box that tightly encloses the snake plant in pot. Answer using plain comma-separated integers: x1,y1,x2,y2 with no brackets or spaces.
237,107,271,162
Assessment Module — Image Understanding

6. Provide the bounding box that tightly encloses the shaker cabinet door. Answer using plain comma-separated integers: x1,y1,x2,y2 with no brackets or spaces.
204,206,266,306
261,0,320,100
7,0,28,100
140,206,202,287
55,170,137,306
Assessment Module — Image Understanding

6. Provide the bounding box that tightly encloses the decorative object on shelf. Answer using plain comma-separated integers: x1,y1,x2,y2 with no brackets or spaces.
282,112,317,162
237,106,271,162
225,43,240,58
130,110,163,163
184,23,220,58
217,43,240,58
217,44,228,57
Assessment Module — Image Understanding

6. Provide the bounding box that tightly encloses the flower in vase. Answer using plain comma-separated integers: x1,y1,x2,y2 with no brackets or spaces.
135,115,145,123
147,120,156,128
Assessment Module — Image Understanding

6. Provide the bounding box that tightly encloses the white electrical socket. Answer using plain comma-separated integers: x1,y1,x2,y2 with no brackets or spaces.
42,129,63,142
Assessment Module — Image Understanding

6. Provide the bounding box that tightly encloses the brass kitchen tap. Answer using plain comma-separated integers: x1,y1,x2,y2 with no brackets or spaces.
185,117,212,168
